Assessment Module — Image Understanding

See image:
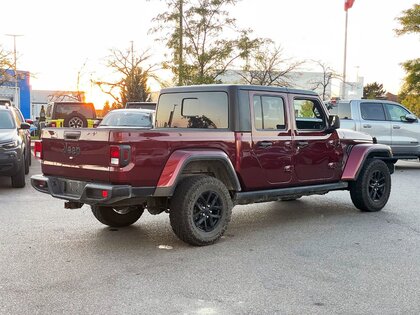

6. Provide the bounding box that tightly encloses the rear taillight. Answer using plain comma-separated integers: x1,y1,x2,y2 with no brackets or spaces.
110,145,131,167
34,140,43,159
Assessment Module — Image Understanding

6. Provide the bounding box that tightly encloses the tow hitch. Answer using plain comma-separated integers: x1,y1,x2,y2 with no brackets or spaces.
64,201,84,209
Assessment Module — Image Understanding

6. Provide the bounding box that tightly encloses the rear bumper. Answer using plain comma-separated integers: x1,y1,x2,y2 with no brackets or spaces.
31,174,155,206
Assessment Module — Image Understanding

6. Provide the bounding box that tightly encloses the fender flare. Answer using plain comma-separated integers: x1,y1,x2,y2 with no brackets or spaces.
341,144,393,181
154,149,242,197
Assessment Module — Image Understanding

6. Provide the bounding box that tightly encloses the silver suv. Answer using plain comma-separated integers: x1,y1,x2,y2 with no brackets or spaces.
330,99,420,161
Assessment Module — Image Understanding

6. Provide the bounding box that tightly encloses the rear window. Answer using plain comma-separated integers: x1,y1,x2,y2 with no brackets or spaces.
361,102,386,121
329,102,352,119
54,103,96,119
100,111,153,128
0,111,15,129
156,92,228,129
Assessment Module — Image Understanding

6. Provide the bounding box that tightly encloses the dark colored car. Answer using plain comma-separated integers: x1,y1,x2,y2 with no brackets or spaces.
0,104,31,187
45,102,96,128
32,85,394,245
98,109,154,129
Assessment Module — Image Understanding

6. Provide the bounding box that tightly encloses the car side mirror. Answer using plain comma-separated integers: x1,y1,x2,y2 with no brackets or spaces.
93,119,102,128
25,119,34,124
405,114,417,122
326,115,340,133
20,122,31,130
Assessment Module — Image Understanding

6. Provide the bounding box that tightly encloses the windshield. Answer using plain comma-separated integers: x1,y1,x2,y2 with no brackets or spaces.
100,111,153,128
0,111,15,129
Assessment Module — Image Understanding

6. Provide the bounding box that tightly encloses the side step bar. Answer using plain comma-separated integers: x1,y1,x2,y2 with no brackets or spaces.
234,182,348,205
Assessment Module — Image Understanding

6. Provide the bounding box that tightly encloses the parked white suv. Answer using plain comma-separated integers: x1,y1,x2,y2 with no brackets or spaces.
329,100,419,161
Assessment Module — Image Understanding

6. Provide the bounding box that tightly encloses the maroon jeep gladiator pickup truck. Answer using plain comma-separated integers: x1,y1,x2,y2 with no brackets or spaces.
32,85,393,246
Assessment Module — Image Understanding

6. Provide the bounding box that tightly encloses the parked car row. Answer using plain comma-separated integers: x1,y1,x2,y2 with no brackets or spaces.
0,100,32,188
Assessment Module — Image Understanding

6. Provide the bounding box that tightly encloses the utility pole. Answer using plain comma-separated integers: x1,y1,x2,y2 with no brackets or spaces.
179,0,183,86
342,10,348,100
130,40,134,102
5,34,23,108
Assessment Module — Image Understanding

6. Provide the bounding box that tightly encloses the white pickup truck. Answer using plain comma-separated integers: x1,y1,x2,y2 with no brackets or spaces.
329,100,420,161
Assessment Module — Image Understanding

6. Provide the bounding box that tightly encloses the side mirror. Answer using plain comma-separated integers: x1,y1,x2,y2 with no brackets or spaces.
20,122,31,130
93,119,102,128
25,119,34,124
326,115,340,133
405,114,417,122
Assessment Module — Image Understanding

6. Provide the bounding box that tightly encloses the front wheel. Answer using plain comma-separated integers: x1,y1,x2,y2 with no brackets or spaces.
91,205,144,227
169,176,233,246
11,155,26,188
349,159,391,212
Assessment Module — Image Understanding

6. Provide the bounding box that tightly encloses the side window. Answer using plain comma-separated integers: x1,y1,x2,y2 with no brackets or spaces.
253,95,286,130
329,102,352,119
156,92,228,129
360,103,386,121
385,104,410,122
293,99,326,130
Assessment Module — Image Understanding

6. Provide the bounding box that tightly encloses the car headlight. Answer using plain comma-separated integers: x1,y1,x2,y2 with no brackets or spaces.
1,140,19,149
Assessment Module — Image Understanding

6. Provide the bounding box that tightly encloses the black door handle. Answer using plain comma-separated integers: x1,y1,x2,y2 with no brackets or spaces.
258,141,273,148
297,141,309,147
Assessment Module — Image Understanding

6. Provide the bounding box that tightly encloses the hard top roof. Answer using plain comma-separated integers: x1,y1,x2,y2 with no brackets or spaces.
160,84,318,96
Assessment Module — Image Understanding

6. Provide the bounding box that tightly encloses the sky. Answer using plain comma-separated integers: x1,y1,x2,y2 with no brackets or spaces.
1,0,419,107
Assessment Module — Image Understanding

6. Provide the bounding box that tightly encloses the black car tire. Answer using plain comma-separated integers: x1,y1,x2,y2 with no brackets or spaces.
91,205,144,227
11,156,26,188
169,176,233,246
24,149,30,175
64,113,88,128
349,159,391,212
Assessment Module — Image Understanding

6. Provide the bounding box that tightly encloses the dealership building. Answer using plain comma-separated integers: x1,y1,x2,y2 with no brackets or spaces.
0,69,31,119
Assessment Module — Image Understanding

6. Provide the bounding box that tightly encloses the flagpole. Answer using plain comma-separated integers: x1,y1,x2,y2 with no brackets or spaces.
342,9,348,99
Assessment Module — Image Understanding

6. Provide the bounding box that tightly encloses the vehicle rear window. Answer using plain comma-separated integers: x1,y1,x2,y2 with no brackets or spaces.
329,102,352,119
54,103,96,119
156,92,228,129
100,111,153,127
0,111,15,129
361,103,386,121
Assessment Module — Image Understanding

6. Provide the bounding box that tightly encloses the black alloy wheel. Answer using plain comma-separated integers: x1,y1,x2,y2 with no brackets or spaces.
193,191,223,232
368,170,386,202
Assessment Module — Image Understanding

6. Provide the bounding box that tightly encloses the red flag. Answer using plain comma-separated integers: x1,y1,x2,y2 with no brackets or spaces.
345,0,355,11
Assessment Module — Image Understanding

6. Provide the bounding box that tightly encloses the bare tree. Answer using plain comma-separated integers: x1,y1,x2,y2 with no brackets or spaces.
308,60,340,101
93,46,157,105
0,45,13,86
238,41,304,86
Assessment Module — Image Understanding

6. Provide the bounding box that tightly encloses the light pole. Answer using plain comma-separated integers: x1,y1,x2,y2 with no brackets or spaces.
5,34,23,108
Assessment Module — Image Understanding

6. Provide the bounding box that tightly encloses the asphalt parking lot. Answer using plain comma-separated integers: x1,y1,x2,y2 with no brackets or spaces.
1,159,419,314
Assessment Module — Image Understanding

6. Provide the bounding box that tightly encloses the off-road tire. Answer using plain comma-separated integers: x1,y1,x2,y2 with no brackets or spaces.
91,205,144,227
349,159,391,212
64,113,88,128
169,176,233,246
11,156,26,188
24,150,30,175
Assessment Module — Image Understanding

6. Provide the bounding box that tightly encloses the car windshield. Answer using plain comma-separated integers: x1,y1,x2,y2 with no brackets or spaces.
100,110,153,128
0,111,15,129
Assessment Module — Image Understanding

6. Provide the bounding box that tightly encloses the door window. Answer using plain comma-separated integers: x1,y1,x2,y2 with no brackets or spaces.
293,99,326,130
253,96,286,130
360,103,386,121
385,104,410,122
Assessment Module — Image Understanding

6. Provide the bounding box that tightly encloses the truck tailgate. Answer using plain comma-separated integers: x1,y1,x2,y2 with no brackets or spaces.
41,128,110,182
